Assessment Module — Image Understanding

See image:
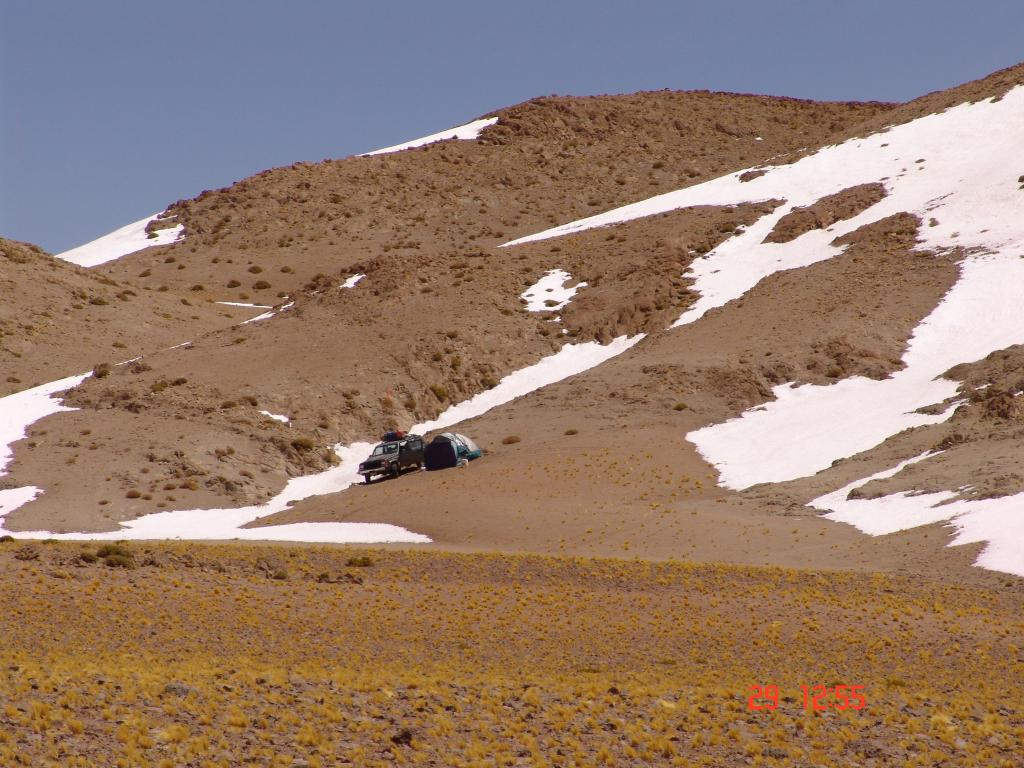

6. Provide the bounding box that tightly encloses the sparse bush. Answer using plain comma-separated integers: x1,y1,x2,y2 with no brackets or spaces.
564,428,579,435
291,437,315,451
248,265,263,274
345,555,374,568
125,490,141,499
673,402,688,411
271,568,288,580
96,544,131,559
429,385,448,401
227,279,241,288
104,553,135,569
93,362,112,379
501,435,521,445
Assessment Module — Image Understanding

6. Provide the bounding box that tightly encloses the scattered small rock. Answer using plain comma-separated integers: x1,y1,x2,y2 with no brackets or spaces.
163,682,195,697
13,546,39,561
390,728,413,747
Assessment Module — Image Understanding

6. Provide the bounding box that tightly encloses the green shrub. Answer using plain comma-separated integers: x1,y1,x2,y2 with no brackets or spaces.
97,544,131,559
104,554,135,569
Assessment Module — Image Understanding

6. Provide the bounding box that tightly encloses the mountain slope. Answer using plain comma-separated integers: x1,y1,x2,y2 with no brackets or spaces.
0,237,250,397
0,91,889,529
2,67,1024,580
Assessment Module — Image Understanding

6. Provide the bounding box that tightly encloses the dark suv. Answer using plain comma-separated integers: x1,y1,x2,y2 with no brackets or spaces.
357,432,425,483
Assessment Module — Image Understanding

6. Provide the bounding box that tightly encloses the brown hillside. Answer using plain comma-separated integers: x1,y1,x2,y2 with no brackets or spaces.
2,91,892,529
0,237,251,397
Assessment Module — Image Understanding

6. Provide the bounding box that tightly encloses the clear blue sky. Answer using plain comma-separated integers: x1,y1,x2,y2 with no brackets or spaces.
2,0,1022,253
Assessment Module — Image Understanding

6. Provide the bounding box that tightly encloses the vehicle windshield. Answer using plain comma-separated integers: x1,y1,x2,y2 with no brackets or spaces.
372,443,399,456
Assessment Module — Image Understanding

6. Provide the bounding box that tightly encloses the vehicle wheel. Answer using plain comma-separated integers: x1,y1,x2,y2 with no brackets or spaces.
363,475,372,485
389,464,399,480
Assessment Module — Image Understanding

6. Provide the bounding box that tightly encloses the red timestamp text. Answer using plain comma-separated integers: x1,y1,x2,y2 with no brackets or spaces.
747,684,866,712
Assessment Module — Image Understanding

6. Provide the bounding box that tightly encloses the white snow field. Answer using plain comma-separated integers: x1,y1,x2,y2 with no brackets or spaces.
259,410,291,424
520,269,588,312
504,85,1024,575
688,253,1024,488
811,454,1024,578
413,334,642,434
361,117,498,156
0,373,89,475
242,301,295,324
0,335,641,542
55,213,183,267
341,273,366,288
0,373,90,516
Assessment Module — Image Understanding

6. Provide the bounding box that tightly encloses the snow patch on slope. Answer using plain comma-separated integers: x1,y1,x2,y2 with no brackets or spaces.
341,274,365,288
259,410,291,424
520,269,587,312
414,335,643,434
242,301,295,325
361,117,498,156
56,214,183,268
0,373,90,518
811,454,1024,578
690,254,1024,489
0,374,90,475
